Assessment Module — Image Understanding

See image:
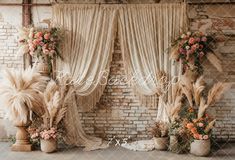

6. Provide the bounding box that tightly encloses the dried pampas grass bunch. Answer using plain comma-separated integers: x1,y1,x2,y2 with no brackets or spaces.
42,76,74,129
197,82,232,119
0,67,48,124
180,73,232,119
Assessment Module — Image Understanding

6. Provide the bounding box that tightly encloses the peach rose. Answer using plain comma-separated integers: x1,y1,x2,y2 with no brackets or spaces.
44,33,50,40
193,133,200,139
33,39,40,45
191,127,197,134
189,37,195,44
186,123,194,129
35,32,43,38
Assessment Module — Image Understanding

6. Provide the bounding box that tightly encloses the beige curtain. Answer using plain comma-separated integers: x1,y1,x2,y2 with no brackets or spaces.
118,3,187,122
52,4,117,150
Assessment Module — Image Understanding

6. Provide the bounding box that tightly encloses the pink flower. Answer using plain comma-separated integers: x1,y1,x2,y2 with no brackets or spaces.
201,37,207,42
35,32,43,38
199,52,204,58
203,135,209,140
196,38,200,42
39,42,44,46
191,44,197,51
33,39,40,45
198,122,204,127
189,38,195,44
44,134,50,140
44,33,50,40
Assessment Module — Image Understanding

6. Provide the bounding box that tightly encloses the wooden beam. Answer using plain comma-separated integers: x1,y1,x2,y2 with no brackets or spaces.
0,3,52,6
22,0,32,69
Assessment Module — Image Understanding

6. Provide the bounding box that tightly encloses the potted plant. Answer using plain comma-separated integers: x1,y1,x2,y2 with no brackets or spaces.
0,67,48,151
150,121,169,150
28,79,72,153
168,119,190,153
180,74,232,156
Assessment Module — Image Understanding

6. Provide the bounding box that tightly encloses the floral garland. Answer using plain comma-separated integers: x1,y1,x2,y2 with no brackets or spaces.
171,31,214,74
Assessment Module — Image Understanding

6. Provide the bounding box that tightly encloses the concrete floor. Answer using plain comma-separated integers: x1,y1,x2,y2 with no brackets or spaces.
0,142,235,160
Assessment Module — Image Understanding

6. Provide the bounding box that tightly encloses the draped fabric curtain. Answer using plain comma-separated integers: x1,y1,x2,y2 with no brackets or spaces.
118,4,187,122
52,4,117,150
52,3,187,150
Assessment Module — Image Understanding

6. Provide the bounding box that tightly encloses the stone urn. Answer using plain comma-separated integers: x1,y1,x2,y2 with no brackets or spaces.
36,56,50,76
36,61,49,76
190,139,211,156
169,135,178,152
153,137,168,150
11,120,32,152
40,139,57,153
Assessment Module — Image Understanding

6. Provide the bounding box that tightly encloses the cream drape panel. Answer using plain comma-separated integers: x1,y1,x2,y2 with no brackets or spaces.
118,4,187,122
53,4,117,112
52,4,117,150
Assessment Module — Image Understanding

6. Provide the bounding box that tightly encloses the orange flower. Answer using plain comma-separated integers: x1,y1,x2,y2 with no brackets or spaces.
186,123,194,129
193,133,200,139
191,127,197,134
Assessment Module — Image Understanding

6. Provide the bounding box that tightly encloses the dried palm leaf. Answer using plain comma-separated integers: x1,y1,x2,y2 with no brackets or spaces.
170,101,182,121
205,119,216,133
206,53,223,72
193,76,205,106
207,82,232,106
172,81,181,103
54,107,67,126
198,98,208,119
180,73,194,106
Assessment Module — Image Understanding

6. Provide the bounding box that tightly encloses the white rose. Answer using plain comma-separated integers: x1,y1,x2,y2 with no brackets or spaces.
181,34,186,39
185,46,190,50
187,32,191,36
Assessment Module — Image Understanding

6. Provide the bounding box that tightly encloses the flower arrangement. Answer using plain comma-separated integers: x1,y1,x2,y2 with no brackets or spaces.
179,74,232,140
186,113,215,140
18,27,62,73
29,127,57,140
170,31,222,74
150,121,169,138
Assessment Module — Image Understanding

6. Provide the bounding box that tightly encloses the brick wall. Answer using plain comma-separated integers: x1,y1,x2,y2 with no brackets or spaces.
80,38,158,141
0,12,22,70
189,4,235,141
0,0,234,141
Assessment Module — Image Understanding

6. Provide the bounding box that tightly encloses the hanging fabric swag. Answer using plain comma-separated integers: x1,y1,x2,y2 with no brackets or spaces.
53,4,117,151
118,4,187,122
52,3,187,150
